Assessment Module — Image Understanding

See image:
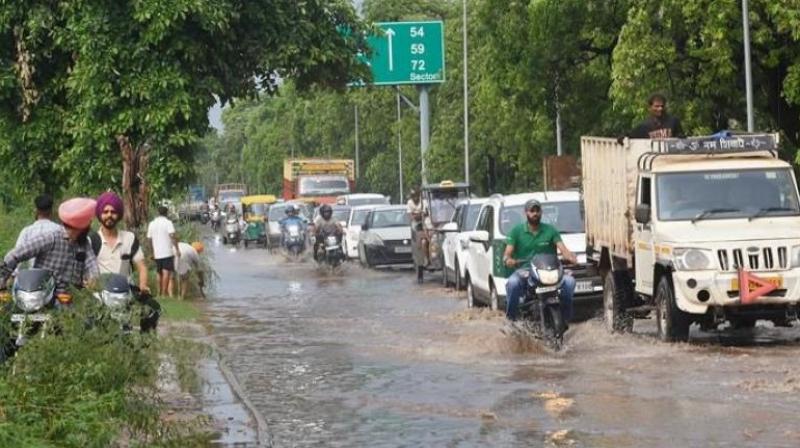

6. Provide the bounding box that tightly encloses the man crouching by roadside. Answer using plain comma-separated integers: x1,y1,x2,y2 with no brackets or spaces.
90,192,160,332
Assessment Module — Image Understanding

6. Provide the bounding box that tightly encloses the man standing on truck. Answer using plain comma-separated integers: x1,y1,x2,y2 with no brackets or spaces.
503,199,578,323
625,93,683,140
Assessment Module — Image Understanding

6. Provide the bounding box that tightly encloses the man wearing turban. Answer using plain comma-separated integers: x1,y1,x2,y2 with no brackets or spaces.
0,198,99,292
91,191,160,331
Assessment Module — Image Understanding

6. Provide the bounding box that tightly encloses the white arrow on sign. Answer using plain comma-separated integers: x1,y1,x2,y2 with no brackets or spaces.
386,28,396,71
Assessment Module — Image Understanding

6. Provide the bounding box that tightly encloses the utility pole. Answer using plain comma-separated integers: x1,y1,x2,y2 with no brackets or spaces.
419,85,430,185
396,92,404,202
354,104,360,179
742,0,755,131
462,0,470,185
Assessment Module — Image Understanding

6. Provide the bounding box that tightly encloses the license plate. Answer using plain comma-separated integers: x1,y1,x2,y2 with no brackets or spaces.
575,280,594,293
731,276,783,290
11,313,50,323
394,246,412,253
326,245,340,251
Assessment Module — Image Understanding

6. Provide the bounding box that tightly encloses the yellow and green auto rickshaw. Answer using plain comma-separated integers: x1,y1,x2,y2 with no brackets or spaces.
241,195,277,248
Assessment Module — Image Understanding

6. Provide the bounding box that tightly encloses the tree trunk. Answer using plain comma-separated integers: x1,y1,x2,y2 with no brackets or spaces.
118,135,150,229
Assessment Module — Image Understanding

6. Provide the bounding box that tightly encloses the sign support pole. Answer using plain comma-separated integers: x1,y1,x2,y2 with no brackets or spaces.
419,84,430,185
397,92,404,203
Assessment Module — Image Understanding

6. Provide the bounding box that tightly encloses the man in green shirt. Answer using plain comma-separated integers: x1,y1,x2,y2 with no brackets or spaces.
503,199,578,321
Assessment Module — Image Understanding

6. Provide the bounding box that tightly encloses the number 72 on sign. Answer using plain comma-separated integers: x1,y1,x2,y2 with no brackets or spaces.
363,21,446,86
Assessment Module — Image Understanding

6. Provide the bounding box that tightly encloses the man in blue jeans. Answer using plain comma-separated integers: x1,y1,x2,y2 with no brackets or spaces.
503,199,578,322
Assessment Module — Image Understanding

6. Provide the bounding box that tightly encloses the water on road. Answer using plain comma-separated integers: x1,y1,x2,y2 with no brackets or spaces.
204,239,800,447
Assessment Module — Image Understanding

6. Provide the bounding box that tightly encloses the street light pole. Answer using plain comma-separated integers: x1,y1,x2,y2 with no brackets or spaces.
397,92,404,203
462,0,470,185
354,104,360,179
742,0,755,132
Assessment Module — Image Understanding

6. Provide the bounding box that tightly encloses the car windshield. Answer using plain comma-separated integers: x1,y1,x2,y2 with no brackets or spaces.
268,205,285,220
500,201,585,235
348,197,388,206
332,208,350,222
351,209,371,226
371,209,410,228
299,177,350,195
657,168,800,221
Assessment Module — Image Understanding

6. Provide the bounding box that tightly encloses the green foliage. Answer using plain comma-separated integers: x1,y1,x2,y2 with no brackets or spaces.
0,0,369,203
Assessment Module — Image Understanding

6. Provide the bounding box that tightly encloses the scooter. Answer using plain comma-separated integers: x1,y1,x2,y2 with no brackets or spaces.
0,269,71,361
223,217,241,245
210,209,222,232
517,254,568,351
282,221,306,260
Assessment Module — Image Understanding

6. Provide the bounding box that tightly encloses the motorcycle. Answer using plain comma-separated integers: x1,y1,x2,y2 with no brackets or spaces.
93,274,159,333
517,254,568,351
210,209,222,232
200,210,210,225
0,269,71,360
223,217,241,245
316,230,346,268
282,221,306,259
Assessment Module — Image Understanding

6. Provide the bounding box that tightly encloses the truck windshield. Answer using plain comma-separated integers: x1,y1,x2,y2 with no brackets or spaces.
219,191,243,203
299,177,350,195
656,168,800,221
500,201,585,235
348,197,388,206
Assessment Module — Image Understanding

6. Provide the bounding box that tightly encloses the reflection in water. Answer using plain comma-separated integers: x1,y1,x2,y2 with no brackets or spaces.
206,242,800,448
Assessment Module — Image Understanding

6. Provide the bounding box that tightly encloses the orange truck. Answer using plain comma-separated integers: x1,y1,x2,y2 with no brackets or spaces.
282,159,355,204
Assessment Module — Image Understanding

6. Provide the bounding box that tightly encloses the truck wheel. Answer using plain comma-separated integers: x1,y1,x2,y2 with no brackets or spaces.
656,275,691,342
603,271,634,333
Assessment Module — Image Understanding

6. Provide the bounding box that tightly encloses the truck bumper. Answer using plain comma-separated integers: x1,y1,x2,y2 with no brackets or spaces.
673,269,800,314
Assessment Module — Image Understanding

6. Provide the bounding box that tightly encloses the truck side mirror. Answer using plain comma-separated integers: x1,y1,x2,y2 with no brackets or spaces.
635,204,651,224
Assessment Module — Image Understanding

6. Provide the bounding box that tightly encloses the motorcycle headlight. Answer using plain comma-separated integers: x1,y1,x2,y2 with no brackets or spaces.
325,235,338,245
673,248,714,271
101,290,131,309
287,225,300,236
537,269,561,286
14,290,49,313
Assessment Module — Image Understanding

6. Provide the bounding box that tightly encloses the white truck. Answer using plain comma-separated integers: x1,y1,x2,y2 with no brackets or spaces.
582,133,800,341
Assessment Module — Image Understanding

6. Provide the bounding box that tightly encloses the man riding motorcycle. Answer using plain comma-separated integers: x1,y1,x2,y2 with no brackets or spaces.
279,204,306,244
312,204,343,261
503,199,578,324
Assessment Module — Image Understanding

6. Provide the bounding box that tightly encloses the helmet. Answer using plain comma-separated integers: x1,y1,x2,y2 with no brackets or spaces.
286,204,299,215
319,204,333,220
191,241,205,253
524,199,542,211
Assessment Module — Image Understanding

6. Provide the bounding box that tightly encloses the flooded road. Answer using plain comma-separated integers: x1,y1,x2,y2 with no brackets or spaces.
205,239,800,447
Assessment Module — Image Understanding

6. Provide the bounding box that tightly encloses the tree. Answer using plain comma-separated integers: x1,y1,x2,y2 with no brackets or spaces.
0,1,368,226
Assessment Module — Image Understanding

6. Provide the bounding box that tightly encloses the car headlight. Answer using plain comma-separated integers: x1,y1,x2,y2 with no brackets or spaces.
364,232,384,246
101,291,131,309
673,248,714,270
14,290,49,313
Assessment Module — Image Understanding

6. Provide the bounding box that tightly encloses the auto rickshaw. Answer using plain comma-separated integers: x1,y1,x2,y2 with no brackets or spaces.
412,181,470,283
241,195,276,248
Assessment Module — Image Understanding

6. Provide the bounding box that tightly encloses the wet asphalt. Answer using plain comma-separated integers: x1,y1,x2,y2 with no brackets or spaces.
204,237,800,447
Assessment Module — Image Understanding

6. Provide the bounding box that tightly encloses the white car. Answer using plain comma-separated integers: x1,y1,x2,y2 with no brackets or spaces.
463,191,602,311
358,205,413,267
442,198,488,290
344,205,376,258
335,193,391,206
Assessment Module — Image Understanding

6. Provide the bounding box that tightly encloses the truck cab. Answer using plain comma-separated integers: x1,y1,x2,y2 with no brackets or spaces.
583,134,800,341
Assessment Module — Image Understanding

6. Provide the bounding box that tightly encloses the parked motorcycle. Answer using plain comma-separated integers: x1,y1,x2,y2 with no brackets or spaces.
0,269,71,360
282,221,306,259
223,217,241,245
93,274,159,333
316,230,346,268
517,254,568,351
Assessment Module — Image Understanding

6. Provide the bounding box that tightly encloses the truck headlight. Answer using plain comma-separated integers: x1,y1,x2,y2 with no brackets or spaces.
673,248,714,271
792,245,800,268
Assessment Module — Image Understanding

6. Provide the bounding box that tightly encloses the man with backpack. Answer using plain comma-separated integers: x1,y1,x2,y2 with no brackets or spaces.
91,191,160,331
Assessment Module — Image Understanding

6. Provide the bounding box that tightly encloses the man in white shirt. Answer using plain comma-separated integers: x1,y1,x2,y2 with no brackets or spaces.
15,194,62,266
147,205,180,297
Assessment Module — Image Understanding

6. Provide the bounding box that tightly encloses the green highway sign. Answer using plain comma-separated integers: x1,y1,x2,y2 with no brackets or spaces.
365,21,445,85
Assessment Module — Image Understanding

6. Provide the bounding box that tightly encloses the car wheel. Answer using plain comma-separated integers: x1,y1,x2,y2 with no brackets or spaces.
244,240,249,249
655,275,691,342
455,262,463,291
489,282,500,311
466,275,478,309
442,265,449,287
603,271,634,333
416,264,424,284
223,236,228,245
